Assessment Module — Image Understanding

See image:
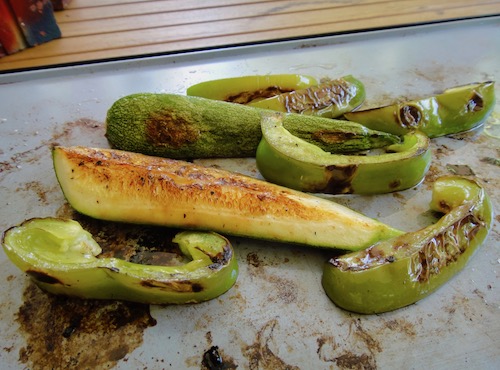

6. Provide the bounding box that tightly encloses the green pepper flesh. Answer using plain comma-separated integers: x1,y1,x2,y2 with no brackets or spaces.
321,176,493,314
2,218,239,304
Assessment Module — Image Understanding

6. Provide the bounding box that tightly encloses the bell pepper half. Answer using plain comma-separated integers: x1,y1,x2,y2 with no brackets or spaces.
2,218,238,304
186,74,318,104
256,112,431,194
322,176,493,314
344,81,495,137
249,75,366,118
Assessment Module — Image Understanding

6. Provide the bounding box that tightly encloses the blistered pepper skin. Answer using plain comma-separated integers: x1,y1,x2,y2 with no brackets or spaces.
321,176,493,314
344,81,495,137
250,75,366,118
186,74,318,104
2,218,238,304
256,113,431,194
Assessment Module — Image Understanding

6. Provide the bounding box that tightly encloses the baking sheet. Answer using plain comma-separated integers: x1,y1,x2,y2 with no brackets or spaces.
1,17,499,369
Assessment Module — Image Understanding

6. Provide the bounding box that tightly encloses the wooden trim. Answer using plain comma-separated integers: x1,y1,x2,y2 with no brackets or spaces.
1,0,499,71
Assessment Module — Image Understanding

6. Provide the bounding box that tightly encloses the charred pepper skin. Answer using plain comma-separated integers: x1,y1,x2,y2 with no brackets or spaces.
344,81,495,137
249,75,366,118
186,74,318,104
2,218,238,304
256,113,431,194
321,176,493,314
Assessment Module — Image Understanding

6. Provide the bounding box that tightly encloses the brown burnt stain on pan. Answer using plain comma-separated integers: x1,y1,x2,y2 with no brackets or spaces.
51,118,104,144
243,319,300,370
58,206,186,265
16,283,156,369
245,251,299,306
16,181,54,205
2,118,103,175
316,318,382,369
13,206,204,369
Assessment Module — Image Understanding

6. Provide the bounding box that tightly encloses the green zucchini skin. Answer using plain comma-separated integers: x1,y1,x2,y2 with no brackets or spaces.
105,93,399,159
106,93,262,159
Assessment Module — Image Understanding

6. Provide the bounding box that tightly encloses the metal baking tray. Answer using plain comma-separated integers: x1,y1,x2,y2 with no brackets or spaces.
1,17,499,369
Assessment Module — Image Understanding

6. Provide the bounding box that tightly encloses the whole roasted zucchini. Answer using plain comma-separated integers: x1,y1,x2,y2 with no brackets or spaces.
105,93,399,159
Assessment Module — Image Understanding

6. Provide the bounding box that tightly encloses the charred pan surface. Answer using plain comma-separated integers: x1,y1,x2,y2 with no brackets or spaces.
75,213,187,265
79,212,235,292
16,283,156,369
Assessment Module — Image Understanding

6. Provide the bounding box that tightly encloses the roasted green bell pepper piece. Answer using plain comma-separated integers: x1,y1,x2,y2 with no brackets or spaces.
256,113,431,194
250,75,366,118
186,74,318,104
322,176,493,314
344,81,495,137
1,218,238,304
